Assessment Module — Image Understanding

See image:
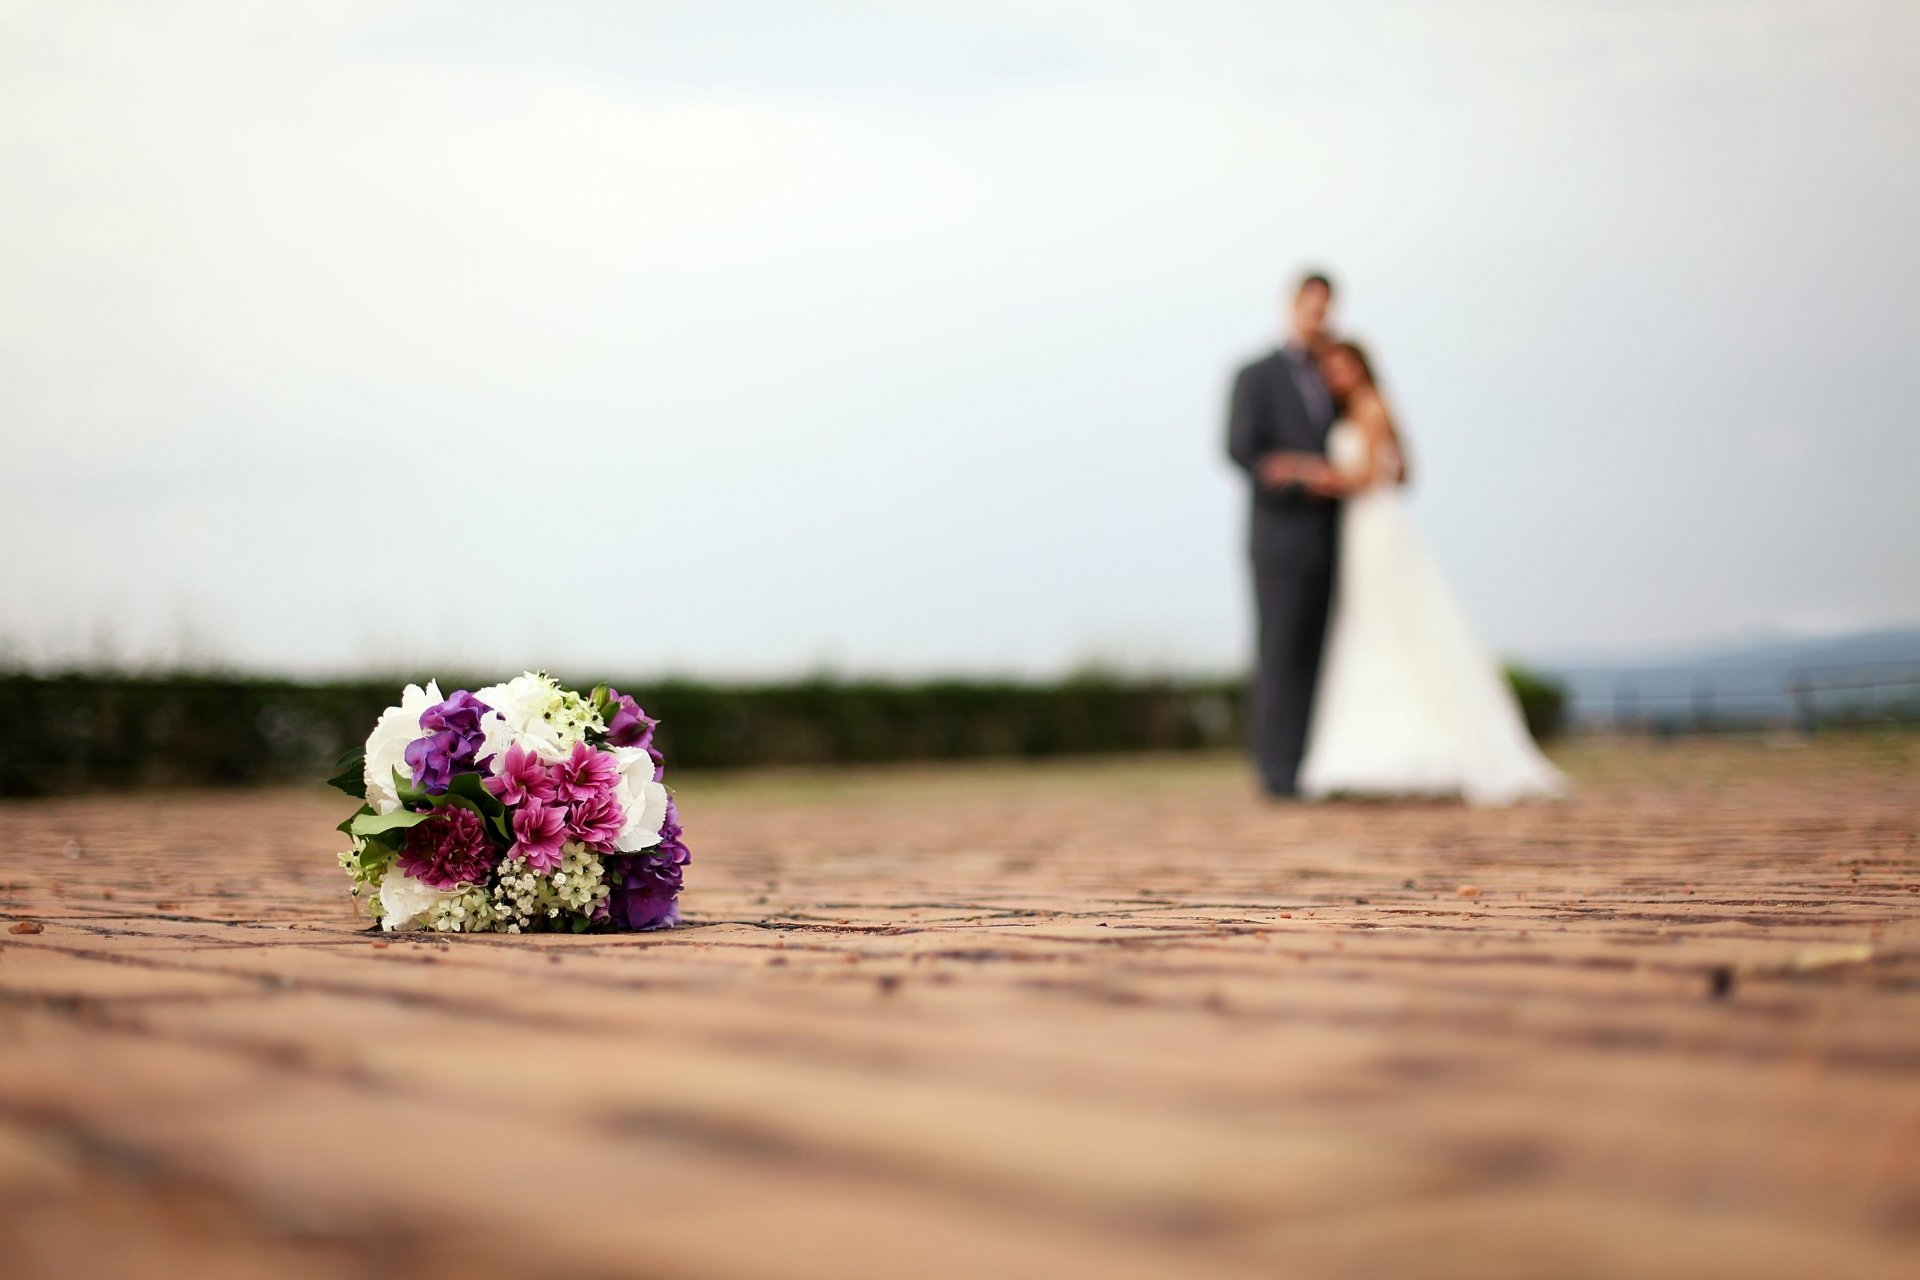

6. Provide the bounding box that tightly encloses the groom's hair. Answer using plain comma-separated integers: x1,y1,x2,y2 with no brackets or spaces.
1296,271,1334,297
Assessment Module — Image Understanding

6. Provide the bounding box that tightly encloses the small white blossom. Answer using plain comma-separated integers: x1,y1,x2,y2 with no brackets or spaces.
427,885,500,933
338,836,391,904
474,671,603,763
485,845,608,931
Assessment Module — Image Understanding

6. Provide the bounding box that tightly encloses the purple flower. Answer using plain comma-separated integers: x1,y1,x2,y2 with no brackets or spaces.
404,690,492,794
655,797,689,865
602,688,659,751
601,799,687,931
566,788,625,852
509,797,568,873
603,851,683,931
485,743,556,807
551,741,620,804
396,805,497,890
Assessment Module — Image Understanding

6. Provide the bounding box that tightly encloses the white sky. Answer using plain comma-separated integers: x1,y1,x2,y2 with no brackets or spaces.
3,0,1916,676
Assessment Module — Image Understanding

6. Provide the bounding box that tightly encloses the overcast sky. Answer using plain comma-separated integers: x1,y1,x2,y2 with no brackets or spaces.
3,0,1916,678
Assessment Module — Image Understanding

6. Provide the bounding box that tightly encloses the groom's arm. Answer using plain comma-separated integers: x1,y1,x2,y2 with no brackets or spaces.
1230,363,1327,497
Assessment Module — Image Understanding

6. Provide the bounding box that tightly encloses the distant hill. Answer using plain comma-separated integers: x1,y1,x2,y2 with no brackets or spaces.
1533,628,1920,728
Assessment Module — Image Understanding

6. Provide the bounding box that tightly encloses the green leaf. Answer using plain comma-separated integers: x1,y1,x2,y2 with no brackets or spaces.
349,808,434,838
359,841,396,877
437,774,509,833
394,767,430,809
362,827,410,854
396,768,503,814
433,792,485,823
326,748,367,798
441,770,504,812
389,768,516,847
336,804,374,836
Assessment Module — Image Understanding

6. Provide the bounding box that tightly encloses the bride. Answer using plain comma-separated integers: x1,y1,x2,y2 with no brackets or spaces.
1269,341,1564,805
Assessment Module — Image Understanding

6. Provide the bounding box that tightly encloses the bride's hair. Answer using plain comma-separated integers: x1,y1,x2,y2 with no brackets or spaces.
1326,339,1409,483
1326,340,1377,401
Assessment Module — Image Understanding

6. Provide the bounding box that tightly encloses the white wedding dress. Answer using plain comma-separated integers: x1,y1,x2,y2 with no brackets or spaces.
1299,422,1565,806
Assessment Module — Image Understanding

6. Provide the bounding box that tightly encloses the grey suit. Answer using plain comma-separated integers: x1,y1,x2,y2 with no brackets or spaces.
1226,346,1339,795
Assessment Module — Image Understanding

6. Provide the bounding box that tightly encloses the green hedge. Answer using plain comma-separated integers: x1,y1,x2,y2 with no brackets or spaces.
0,667,1564,797
0,672,1239,797
1506,666,1567,745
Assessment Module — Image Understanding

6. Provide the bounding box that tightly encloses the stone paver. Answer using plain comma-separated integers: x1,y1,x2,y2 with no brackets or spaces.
1,737,1917,1279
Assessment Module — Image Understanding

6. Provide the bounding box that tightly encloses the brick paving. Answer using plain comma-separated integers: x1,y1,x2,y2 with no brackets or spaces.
2,736,1918,1279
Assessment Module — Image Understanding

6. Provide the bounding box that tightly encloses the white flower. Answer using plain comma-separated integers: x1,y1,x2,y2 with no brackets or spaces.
610,745,668,852
473,709,517,776
426,885,500,933
473,671,581,763
484,847,608,931
379,867,461,933
363,680,441,814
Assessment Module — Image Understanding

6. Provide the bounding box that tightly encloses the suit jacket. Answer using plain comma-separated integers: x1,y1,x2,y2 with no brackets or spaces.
1226,348,1339,565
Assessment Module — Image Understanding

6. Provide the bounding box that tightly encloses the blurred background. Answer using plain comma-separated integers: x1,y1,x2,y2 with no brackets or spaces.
2,1,1917,787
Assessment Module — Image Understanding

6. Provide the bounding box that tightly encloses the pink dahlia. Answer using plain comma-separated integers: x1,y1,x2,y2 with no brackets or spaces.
551,741,620,805
566,788,626,852
396,806,497,890
510,797,568,873
484,743,556,806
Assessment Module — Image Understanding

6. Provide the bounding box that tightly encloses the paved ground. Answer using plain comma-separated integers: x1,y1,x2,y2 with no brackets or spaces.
1,735,1917,1279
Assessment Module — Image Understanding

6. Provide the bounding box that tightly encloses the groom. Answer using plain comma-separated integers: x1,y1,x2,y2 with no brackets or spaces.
1226,272,1342,797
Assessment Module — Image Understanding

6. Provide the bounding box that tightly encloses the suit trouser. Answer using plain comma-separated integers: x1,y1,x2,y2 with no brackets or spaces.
1250,552,1334,794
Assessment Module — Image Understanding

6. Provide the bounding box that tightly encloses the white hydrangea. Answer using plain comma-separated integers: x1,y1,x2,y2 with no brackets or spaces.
379,866,463,933
473,671,603,764
363,680,442,814
610,745,668,852
473,709,517,776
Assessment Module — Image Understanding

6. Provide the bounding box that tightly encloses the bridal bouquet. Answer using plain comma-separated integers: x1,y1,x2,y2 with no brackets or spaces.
330,673,688,934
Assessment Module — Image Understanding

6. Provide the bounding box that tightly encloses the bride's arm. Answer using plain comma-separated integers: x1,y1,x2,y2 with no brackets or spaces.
1257,451,1334,488
1305,393,1397,498
1258,391,1407,496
